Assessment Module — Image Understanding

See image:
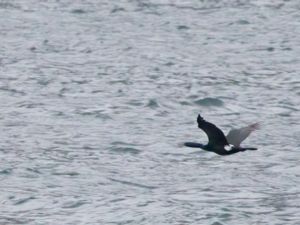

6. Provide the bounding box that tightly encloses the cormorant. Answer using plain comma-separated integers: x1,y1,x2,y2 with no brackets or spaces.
184,114,259,155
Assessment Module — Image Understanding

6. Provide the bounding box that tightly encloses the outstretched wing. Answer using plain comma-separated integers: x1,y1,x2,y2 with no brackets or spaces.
197,114,228,147
226,122,260,147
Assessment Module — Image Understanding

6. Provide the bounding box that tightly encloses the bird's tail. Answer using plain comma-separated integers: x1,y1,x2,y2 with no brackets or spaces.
241,147,258,151
184,142,205,148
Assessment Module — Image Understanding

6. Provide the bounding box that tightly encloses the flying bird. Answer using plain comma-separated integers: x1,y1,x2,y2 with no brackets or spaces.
184,114,259,155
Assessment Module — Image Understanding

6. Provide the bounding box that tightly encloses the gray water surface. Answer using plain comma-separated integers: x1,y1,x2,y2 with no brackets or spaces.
1,0,300,224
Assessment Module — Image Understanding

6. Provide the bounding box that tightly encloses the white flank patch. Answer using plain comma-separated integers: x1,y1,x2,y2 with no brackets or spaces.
224,144,234,151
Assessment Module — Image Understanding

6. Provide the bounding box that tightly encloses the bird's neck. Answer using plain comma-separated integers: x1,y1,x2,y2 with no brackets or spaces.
184,142,206,149
202,144,212,151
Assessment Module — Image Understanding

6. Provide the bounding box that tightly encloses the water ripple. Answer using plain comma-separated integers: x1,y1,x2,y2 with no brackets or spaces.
109,178,157,190
194,97,224,107
1,0,299,224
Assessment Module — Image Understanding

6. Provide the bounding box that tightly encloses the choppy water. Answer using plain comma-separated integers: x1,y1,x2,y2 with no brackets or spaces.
1,0,300,224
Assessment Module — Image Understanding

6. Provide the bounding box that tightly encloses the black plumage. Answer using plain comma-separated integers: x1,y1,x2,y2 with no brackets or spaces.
184,114,258,155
